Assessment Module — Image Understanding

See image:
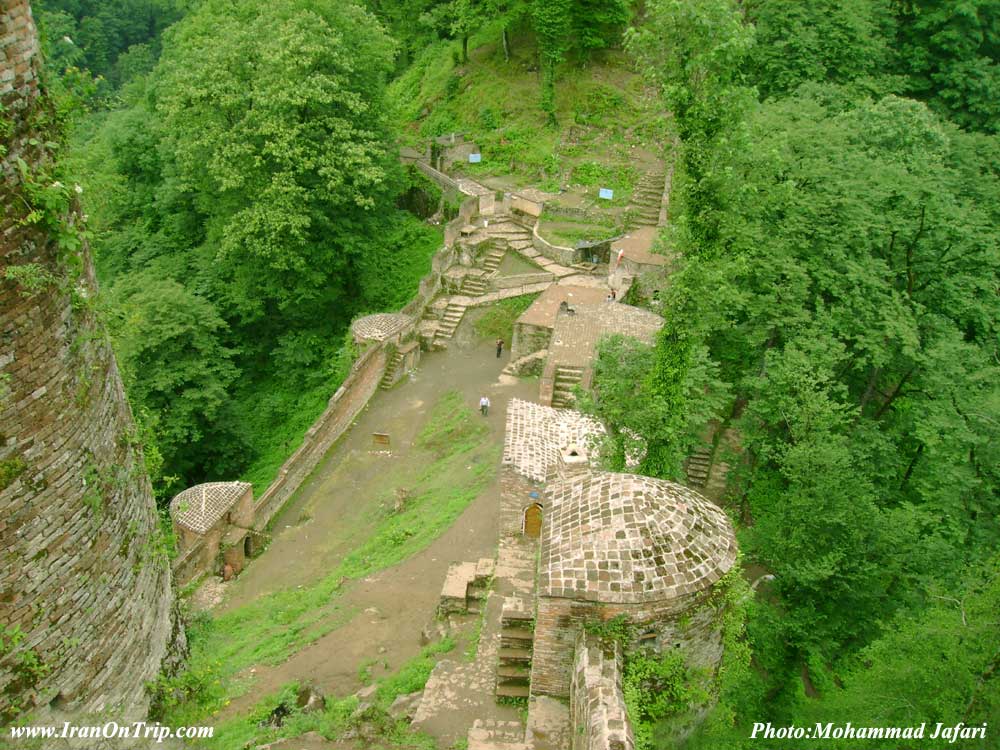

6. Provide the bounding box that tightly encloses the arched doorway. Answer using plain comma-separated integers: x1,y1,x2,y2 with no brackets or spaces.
523,503,543,538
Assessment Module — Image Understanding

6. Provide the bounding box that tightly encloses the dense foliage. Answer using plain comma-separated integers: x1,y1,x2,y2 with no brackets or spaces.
581,0,1000,744
67,0,442,497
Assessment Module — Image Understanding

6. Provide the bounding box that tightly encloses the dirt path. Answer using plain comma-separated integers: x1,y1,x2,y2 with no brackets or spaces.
208,312,536,721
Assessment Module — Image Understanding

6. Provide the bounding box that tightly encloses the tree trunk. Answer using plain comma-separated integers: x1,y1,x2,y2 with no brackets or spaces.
462,34,469,63
502,26,510,61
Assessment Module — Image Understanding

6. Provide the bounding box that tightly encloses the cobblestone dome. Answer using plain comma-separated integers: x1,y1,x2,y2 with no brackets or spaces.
540,472,737,604
350,313,412,342
170,481,252,534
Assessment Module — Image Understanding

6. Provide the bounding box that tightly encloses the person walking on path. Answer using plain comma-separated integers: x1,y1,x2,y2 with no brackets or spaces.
480,395,491,416
496,338,504,358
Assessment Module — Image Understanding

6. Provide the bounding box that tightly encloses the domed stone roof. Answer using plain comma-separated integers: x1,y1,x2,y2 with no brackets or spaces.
170,482,251,534
350,313,412,342
540,472,737,604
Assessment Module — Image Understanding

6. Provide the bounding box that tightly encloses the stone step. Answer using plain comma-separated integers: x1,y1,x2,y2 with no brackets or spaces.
470,719,526,744
497,664,531,679
501,626,534,640
498,646,532,664
501,636,534,650
495,684,530,699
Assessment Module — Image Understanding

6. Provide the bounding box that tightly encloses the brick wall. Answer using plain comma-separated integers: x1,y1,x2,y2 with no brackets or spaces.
0,0,172,721
570,633,634,750
529,590,721,699
498,467,544,538
511,322,553,363
252,343,388,529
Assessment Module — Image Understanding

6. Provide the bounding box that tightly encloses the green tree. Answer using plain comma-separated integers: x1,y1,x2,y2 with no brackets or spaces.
108,276,241,485
894,0,1000,133
745,0,895,98
152,0,398,322
533,0,571,122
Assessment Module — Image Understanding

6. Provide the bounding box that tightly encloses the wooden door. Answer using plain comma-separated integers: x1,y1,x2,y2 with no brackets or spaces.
523,504,542,538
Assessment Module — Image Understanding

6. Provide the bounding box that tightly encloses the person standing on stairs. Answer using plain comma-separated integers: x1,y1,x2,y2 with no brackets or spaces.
480,395,491,416
496,338,504,358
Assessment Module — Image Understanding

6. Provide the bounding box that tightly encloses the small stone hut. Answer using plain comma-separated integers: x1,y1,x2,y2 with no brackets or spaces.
530,471,738,698
170,481,254,582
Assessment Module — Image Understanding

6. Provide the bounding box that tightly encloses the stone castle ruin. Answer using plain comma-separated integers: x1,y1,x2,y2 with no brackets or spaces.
0,0,172,722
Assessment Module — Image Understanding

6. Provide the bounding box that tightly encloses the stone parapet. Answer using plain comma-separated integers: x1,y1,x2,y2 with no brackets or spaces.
570,633,634,750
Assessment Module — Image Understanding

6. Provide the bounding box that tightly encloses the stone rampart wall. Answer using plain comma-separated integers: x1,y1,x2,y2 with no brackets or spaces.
413,160,462,194
532,223,581,266
1,0,172,721
252,343,387,529
570,633,634,750
529,589,716,698
247,184,474,532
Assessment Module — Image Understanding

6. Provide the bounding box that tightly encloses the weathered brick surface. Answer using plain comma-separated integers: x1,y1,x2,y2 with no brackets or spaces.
0,1,172,721
529,592,723,699
570,633,634,750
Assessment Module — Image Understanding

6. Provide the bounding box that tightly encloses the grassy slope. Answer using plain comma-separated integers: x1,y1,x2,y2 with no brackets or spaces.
390,26,669,197
160,391,496,745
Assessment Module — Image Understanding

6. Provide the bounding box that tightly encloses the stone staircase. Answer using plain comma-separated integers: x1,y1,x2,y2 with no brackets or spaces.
487,220,535,253
551,365,584,408
462,274,489,296
482,248,506,274
629,170,666,228
438,557,495,615
379,349,406,390
501,350,547,378
434,301,468,346
684,445,713,488
496,597,534,700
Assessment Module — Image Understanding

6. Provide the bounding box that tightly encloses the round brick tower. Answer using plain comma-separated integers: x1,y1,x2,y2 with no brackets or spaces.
0,0,172,722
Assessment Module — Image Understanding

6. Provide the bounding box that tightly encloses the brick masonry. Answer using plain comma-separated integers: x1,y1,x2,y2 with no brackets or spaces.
0,0,172,721
529,590,724,699
570,633,634,750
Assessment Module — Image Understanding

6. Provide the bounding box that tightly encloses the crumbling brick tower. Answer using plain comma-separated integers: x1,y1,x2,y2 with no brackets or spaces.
0,0,172,722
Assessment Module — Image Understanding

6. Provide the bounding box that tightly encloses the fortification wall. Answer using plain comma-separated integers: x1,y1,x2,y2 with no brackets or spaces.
570,633,634,750
248,187,471,533
0,0,172,721
253,343,388,530
529,589,721,698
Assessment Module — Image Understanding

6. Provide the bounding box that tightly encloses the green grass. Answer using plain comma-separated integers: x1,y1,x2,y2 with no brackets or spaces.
389,27,669,191
473,294,539,342
188,638,456,750
159,391,497,730
537,219,620,248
